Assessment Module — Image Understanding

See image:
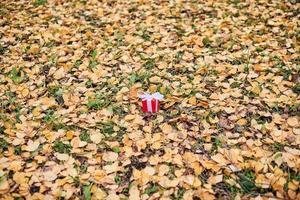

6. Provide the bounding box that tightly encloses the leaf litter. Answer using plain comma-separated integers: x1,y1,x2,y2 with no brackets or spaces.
0,0,299,199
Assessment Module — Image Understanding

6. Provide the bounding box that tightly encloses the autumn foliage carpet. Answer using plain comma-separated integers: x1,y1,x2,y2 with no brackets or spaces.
0,0,299,199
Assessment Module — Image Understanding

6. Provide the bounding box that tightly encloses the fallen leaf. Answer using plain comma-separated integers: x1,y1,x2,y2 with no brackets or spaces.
208,174,223,185
287,117,299,127
54,153,69,161
53,67,66,80
211,153,229,166
25,140,40,152
102,152,118,162
188,96,197,105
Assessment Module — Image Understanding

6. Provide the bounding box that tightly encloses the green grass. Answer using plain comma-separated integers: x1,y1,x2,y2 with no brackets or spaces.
112,147,120,153
7,67,25,84
0,138,8,152
14,106,21,123
172,188,185,200
0,44,7,55
85,80,93,88
82,184,91,200
230,82,242,88
53,141,72,154
52,123,69,131
95,120,127,141
114,31,125,46
141,30,151,41
236,170,259,194
174,27,185,37
14,146,22,155
144,183,159,196
2,91,16,108
202,37,212,47
174,51,184,63
34,0,47,6
271,142,285,152
223,176,242,196
88,49,98,69
111,105,127,117
79,131,90,142
73,176,80,187
43,109,57,123
90,50,97,59
0,126,4,134
243,90,258,98
115,174,122,185
88,60,97,69
101,121,115,136
143,58,155,69
74,59,83,68
212,136,222,151
87,94,111,110
129,72,151,86
292,83,300,94
48,86,63,97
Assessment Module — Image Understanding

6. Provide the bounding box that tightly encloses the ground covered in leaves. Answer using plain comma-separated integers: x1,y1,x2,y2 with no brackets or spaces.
0,0,299,199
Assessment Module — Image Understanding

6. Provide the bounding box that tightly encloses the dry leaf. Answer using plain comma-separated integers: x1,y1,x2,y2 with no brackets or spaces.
102,152,118,162
53,67,66,80
25,140,40,152
54,153,69,161
208,174,223,185
287,117,299,127
211,153,229,166
1,1,299,199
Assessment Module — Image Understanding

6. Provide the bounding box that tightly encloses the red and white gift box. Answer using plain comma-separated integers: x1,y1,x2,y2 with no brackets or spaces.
139,92,164,113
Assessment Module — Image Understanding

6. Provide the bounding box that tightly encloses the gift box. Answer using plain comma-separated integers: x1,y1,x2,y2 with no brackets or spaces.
139,92,164,113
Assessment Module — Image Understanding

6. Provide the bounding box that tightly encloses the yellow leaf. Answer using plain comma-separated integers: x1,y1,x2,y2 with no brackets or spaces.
9,161,23,171
164,101,176,109
41,97,56,107
149,84,157,93
66,130,75,140
90,133,102,144
97,8,104,17
0,178,9,194
160,123,173,134
188,96,197,105
208,175,223,185
25,140,40,152
255,174,270,188
53,67,65,80
159,86,166,94
211,153,229,166
197,100,209,108
124,114,136,121
129,87,138,100
55,153,69,161
251,83,261,94
21,88,29,97
237,118,247,126
102,152,118,162
287,117,299,127
182,152,197,163
13,172,27,185
32,107,41,117
93,170,106,182
129,184,140,200
191,162,203,175
253,64,264,72
28,44,40,54
288,180,299,191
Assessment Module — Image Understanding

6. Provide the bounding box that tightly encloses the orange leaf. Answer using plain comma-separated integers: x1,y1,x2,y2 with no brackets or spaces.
197,100,209,108
129,86,138,100
188,96,197,105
